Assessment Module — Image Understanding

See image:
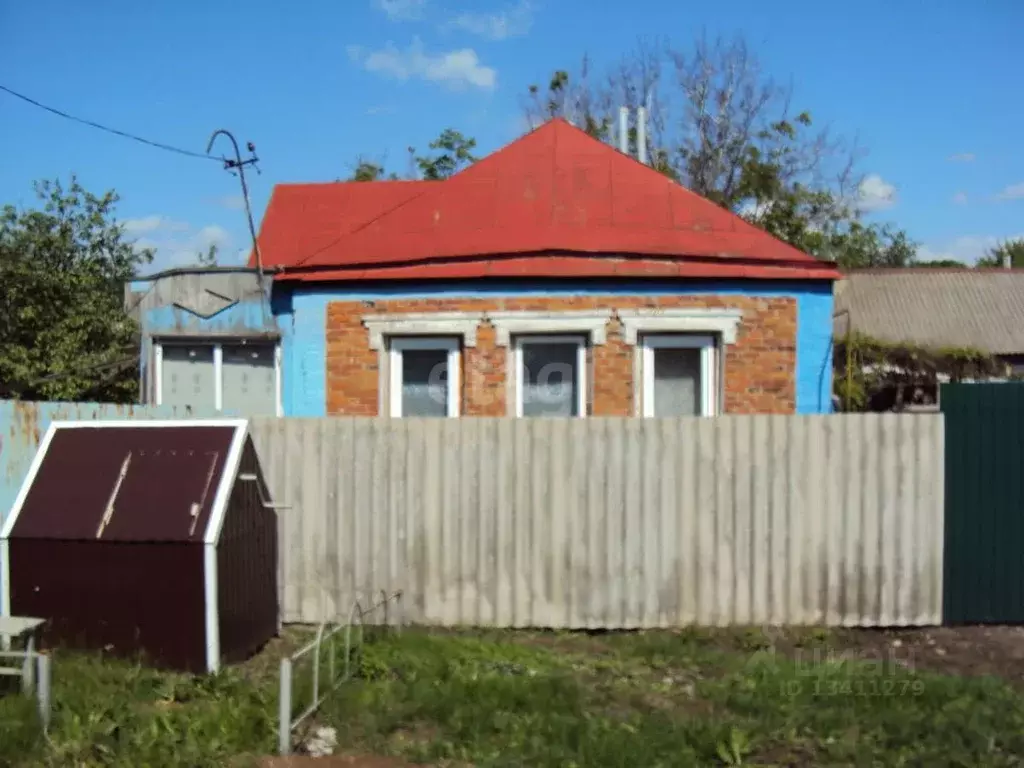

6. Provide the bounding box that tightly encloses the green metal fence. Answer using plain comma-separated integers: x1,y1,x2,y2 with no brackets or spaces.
942,383,1024,623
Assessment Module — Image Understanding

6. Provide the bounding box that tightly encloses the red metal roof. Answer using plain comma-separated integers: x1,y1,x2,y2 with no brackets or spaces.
256,119,839,282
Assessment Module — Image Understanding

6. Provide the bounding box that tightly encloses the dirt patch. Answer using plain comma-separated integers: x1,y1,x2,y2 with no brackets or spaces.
834,626,1024,685
766,626,1024,687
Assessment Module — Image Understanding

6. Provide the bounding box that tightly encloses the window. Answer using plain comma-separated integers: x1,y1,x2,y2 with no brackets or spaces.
222,343,277,416
155,340,280,415
159,344,216,410
514,335,587,418
641,334,716,417
389,337,460,417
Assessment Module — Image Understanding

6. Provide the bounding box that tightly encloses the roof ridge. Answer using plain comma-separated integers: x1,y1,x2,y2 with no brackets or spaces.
274,179,428,189
845,267,1024,275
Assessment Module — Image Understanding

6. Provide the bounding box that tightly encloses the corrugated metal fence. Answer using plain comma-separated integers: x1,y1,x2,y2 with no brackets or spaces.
249,414,945,628
0,400,215,527
942,383,1024,623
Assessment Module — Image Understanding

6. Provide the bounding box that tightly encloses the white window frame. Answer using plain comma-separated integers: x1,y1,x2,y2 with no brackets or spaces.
388,337,461,418
514,334,587,419
617,308,743,345
154,339,283,416
641,334,717,417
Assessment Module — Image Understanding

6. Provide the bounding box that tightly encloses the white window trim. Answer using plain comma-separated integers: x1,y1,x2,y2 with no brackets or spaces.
641,334,717,417
514,334,587,418
488,310,612,347
154,340,283,417
389,337,461,418
617,308,743,345
364,313,483,350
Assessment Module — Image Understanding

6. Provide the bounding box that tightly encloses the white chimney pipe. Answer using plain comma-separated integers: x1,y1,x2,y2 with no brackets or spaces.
618,106,629,154
637,107,648,164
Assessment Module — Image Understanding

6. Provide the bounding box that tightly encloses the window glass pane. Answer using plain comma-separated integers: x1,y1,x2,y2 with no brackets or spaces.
652,347,702,416
521,342,579,417
222,343,276,416
160,345,215,409
401,348,449,417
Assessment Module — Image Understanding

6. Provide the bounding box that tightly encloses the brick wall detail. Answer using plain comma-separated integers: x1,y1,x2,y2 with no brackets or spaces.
325,296,797,416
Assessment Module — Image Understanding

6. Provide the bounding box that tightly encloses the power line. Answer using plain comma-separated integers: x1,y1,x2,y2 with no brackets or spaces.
0,84,222,163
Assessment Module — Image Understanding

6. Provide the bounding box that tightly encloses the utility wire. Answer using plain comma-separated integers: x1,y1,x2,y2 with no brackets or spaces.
0,84,222,163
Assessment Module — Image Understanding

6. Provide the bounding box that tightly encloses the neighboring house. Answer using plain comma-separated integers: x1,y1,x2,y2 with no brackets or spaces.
126,267,282,416
130,119,839,418
833,268,1024,409
835,268,1024,375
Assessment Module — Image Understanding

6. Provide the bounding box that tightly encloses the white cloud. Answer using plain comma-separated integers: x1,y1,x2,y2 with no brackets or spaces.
857,173,897,212
995,182,1024,201
348,38,496,89
918,233,1024,265
952,191,968,205
948,152,976,163
121,215,189,235
129,217,238,271
448,0,533,40
373,0,426,21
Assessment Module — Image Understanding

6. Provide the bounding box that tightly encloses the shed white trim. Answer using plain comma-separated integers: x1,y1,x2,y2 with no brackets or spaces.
487,310,613,346
616,308,744,345
203,545,220,673
202,421,248,673
202,423,249,544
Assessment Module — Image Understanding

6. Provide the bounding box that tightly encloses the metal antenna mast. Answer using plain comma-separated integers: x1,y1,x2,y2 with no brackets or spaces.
206,129,271,324
206,129,264,282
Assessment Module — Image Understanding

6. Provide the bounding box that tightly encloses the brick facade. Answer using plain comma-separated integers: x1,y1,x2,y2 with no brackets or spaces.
325,295,797,416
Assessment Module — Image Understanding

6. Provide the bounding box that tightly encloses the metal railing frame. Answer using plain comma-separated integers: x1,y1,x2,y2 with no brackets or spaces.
277,589,402,755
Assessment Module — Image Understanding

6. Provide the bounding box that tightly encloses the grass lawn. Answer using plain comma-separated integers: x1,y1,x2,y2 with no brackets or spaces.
2,626,1024,766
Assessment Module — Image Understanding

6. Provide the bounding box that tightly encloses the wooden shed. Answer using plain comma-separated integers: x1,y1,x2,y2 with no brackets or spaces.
0,419,278,673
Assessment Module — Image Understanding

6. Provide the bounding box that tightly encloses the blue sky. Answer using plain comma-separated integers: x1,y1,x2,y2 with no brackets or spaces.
1,0,1021,270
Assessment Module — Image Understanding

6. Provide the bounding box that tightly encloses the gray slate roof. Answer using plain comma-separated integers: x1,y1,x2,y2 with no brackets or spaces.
834,269,1024,355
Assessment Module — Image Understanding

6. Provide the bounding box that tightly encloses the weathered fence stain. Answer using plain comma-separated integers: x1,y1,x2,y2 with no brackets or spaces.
249,414,945,629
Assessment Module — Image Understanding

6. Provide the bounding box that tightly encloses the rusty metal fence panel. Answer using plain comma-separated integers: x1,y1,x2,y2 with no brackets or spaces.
250,414,945,629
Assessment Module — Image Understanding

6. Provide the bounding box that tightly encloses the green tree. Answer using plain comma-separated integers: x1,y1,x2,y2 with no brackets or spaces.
349,159,387,182
0,178,150,402
819,222,917,269
976,238,1024,268
913,259,967,268
416,129,478,180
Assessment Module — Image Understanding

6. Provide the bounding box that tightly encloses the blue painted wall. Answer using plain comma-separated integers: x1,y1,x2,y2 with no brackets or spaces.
273,279,835,417
130,274,283,404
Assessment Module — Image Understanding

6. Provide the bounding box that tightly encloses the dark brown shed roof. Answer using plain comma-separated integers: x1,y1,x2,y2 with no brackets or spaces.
7,424,239,542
